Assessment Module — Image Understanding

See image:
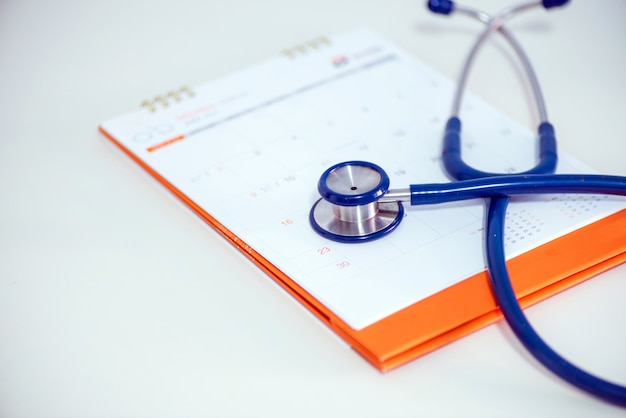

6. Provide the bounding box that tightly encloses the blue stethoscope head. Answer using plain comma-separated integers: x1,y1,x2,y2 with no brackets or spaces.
318,160,389,206
310,161,404,243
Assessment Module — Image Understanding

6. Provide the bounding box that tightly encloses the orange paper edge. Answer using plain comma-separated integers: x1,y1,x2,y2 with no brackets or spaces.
100,125,626,372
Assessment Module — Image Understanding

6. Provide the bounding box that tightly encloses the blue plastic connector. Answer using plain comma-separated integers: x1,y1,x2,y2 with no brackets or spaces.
542,0,570,9
427,0,455,15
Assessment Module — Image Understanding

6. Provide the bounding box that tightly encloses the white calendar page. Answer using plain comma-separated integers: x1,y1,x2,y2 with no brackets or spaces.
101,29,625,330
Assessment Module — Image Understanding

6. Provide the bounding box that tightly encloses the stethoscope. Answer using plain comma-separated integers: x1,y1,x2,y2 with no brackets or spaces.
310,0,626,406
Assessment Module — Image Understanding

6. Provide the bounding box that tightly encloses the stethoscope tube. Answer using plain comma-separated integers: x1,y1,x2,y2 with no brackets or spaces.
434,0,626,406
487,196,626,406
408,174,626,205
442,117,558,180
310,0,626,405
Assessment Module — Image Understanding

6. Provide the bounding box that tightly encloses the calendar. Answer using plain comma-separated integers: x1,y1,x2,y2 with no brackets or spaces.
100,29,626,371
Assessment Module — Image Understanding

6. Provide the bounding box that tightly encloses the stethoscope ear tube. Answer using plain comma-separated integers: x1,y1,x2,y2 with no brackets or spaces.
442,116,558,180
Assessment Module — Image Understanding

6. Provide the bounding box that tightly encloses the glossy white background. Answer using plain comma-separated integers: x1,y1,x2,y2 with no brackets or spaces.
1,1,625,417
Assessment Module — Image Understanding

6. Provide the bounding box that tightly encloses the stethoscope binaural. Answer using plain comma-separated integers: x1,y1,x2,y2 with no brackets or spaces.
310,0,626,406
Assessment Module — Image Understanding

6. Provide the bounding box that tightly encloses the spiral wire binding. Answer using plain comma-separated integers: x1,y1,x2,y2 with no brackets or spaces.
140,86,195,112
282,36,331,59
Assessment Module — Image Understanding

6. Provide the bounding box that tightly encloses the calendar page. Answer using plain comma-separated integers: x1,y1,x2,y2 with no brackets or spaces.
100,29,625,331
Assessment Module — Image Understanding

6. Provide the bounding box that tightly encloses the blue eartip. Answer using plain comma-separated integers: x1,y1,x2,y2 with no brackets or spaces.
427,0,455,15
542,0,570,9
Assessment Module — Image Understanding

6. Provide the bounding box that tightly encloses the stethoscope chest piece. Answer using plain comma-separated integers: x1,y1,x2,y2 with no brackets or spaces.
309,161,404,243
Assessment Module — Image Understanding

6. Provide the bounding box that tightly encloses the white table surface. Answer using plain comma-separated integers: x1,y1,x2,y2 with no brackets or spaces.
1,1,625,417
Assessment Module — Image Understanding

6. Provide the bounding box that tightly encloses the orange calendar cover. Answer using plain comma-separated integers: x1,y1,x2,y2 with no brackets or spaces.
99,29,626,371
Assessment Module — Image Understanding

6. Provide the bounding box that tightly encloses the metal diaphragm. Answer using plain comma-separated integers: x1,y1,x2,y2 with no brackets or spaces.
310,161,404,243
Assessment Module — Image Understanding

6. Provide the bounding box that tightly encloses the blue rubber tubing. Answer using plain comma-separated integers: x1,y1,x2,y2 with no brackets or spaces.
485,196,626,406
